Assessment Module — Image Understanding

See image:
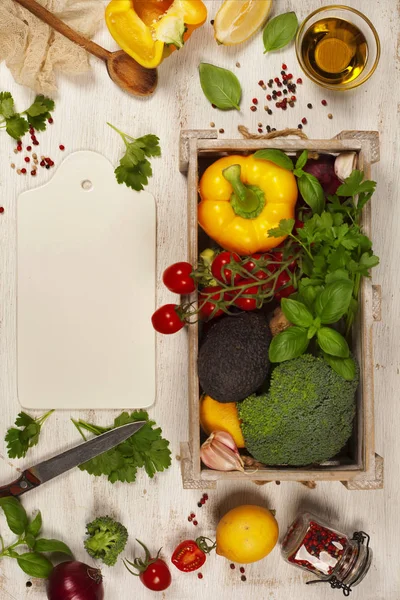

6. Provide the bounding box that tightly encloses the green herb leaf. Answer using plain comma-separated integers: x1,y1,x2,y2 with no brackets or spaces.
295,150,308,170
25,95,55,117
253,149,293,170
0,92,15,119
263,11,298,53
27,511,42,537
317,327,350,357
17,552,53,579
74,411,171,484
0,497,28,535
199,63,241,110
24,533,36,550
281,298,314,328
325,269,350,283
6,410,54,459
269,326,309,362
322,352,356,381
315,280,353,324
5,116,29,140
298,172,325,214
336,170,376,197
34,538,72,555
268,218,295,238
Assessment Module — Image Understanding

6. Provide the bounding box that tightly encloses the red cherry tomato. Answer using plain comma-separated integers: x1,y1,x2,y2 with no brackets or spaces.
295,218,304,231
211,251,241,285
233,278,260,311
244,253,276,278
163,262,195,294
198,286,227,319
151,304,185,334
275,272,296,300
140,558,172,591
273,249,297,272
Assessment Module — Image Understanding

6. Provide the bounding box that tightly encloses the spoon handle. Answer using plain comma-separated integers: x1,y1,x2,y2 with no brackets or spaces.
13,0,111,62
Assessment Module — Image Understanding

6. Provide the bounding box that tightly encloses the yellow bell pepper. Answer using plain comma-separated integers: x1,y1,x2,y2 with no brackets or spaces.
105,0,207,69
198,154,298,256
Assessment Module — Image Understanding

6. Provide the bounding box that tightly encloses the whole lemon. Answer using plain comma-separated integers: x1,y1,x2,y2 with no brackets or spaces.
200,395,245,448
216,505,278,563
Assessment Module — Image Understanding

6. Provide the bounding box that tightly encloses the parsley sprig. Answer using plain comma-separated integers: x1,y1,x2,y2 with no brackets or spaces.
5,410,54,459
0,92,55,140
108,122,161,191
72,410,171,483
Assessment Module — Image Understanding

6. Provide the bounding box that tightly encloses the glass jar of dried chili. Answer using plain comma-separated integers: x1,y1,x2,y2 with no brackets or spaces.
281,512,372,596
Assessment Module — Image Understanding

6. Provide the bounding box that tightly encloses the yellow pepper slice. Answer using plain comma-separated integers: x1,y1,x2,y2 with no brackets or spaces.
198,154,298,255
105,0,207,69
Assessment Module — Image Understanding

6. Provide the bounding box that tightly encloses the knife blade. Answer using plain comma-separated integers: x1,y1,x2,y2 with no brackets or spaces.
0,421,146,498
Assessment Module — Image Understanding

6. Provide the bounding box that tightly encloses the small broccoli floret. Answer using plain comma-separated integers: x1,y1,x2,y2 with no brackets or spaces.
238,355,359,466
84,516,128,567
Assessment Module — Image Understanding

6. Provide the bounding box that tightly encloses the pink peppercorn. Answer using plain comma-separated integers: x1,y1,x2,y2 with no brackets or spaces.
21,168,27,174
0,207,4,213
266,94,272,100
31,170,36,176
302,117,307,125
297,78,303,84
250,106,257,112
26,146,32,151
59,145,65,151
198,573,203,579
193,520,198,526
282,63,287,70
322,99,328,106
277,91,282,97
24,157,30,163
48,117,54,124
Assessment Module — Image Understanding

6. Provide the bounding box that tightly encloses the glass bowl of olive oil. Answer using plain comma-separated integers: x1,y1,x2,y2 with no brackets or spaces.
296,5,380,91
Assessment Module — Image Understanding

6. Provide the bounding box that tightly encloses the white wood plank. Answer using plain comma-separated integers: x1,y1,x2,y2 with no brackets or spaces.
0,0,398,598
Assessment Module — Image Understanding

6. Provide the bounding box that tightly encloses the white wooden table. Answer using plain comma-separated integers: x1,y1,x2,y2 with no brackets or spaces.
0,1,399,598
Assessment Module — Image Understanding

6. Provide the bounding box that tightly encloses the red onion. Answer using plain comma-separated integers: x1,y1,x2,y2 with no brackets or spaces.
303,154,342,196
46,561,104,600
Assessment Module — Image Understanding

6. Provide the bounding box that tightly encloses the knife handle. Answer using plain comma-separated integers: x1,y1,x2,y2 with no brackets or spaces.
0,470,41,498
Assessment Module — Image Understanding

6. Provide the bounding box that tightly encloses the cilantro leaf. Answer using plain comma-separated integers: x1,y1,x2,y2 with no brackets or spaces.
25,95,55,117
0,92,15,119
5,411,54,459
5,116,29,140
108,123,161,191
268,218,295,238
74,411,171,484
26,113,49,132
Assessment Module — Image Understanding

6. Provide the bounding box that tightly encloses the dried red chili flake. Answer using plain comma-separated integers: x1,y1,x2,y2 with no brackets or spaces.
321,99,328,106
250,106,257,112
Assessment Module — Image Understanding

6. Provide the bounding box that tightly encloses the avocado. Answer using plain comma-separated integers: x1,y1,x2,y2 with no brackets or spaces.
198,312,271,403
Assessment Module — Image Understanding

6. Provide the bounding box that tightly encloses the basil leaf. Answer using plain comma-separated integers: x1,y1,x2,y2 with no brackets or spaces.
295,150,308,170
24,533,36,550
298,172,325,214
27,511,42,537
263,11,298,53
17,552,53,579
199,63,241,110
281,298,313,328
317,327,350,357
307,324,318,339
34,538,72,555
315,280,353,324
253,149,293,171
323,352,356,381
325,269,350,283
269,326,309,362
0,497,28,535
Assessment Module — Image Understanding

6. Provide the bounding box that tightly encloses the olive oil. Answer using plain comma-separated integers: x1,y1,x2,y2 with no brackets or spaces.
301,17,368,86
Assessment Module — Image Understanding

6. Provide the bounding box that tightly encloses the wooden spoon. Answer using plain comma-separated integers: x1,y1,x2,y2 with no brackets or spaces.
13,0,158,97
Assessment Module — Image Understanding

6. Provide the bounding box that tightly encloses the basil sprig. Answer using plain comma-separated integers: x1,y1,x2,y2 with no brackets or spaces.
269,280,356,380
263,12,298,53
199,63,242,111
0,497,72,578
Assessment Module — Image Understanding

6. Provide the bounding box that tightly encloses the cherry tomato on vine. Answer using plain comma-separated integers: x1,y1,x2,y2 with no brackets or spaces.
244,253,276,278
151,304,185,334
124,540,171,592
211,251,241,285
233,278,261,311
163,262,196,295
199,286,228,319
274,272,296,300
171,537,216,572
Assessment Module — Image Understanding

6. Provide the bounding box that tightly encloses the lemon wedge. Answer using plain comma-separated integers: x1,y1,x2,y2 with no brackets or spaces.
214,0,273,46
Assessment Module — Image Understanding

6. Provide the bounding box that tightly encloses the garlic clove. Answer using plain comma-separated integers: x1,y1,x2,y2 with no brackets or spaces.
200,431,245,472
334,152,357,182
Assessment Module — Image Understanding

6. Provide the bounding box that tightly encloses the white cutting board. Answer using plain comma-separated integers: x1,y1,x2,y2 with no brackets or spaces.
17,151,156,410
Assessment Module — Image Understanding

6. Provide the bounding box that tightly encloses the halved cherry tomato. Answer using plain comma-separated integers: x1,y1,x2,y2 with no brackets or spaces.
171,537,216,573
199,286,229,319
163,262,195,295
151,304,185,334
211,251,241,285
274,272,296,300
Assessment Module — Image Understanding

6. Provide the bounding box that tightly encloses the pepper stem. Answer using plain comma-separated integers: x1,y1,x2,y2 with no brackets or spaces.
222,164,265,219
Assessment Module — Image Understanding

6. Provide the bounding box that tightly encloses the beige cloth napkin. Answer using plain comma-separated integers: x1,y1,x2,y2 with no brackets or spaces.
0,0,104,95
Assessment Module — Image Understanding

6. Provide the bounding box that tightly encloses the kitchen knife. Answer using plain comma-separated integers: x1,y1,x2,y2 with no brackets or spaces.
0,421,146,498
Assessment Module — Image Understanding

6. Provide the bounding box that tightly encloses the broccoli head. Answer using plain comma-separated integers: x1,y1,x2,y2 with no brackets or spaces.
238,354,358,466
84,516,128,567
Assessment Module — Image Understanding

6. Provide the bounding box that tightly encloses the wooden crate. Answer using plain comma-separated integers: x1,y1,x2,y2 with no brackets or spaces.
179,129,383,490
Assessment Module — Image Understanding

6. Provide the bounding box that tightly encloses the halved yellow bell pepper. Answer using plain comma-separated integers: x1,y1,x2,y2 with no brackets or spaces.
105,0,207,69
198,155,298,255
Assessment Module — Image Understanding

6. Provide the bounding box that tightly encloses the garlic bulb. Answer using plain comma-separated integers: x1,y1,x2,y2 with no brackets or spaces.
334,152,357,182
200,431,245,472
